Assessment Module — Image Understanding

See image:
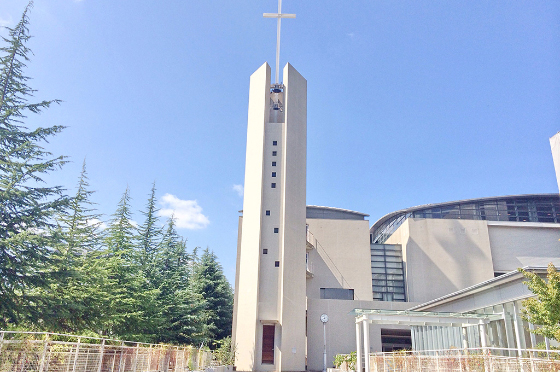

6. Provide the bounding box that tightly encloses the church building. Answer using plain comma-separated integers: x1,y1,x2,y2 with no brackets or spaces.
231,5,560,372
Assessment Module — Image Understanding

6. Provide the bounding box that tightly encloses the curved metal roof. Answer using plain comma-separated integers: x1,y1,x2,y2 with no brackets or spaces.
370,193,560,233
306,205,369,217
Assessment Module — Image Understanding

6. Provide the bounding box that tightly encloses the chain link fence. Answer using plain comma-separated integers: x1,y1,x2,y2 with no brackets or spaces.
0,331,226,372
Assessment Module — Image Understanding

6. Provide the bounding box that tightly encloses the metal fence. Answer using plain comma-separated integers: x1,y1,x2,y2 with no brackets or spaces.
0,331,219,372
369,348,560,372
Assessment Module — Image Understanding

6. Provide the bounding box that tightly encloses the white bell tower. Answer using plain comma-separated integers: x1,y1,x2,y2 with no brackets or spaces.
232,3,307,370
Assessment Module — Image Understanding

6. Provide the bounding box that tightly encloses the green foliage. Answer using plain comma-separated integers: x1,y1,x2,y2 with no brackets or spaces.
334,352,356,371
101,187,158,341
155,218,204,344
0,3,234,346
190,248,234,346
35,162,108,333
0,1,68,327
519,263,560,341
213,336,236,366
137,183,163,279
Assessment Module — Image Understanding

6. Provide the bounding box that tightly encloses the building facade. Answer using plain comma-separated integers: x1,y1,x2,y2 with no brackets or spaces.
232,62,560,371
232,62,307,372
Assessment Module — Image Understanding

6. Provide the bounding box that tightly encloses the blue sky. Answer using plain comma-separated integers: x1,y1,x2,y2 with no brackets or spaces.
2,0,559,284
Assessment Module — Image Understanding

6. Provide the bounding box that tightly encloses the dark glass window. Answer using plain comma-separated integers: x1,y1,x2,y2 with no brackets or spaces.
271,183,276,188
263,249,268,254
272,161,276,166
272,172,276,177
273,141,277,146
320,288,354,300
274,228,279,233
274,261,280,267
370,243,406,302
265,210,270,216
272,151,277,156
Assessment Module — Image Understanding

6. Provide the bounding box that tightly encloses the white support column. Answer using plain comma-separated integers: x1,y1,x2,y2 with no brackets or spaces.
363,320,370,372
356,322,363,372
512,301,526,358
479,322,488,348
462,327,469,350
503,309,516,356
479,322,490,372
528,323,538,359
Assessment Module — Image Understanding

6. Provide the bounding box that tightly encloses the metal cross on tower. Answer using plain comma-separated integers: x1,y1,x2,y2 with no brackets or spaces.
264,0,296,84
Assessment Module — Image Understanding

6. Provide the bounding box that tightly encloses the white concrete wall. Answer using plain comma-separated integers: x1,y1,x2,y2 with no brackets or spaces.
232,216,243,349
258,121,283,322
386,218,495,303
306,299,418,371
487,221,560,271
416,277,534,313
277,63,307,372
550,132,560,192
233,63,307,372
233,63,270,371
306,218,373,302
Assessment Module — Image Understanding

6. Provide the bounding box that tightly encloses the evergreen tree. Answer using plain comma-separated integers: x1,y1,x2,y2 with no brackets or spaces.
134,183,164,341
103,187,158,341
59,161,103,252
156,218,203,344
137,183,162,284
190,248,233,346
0,2,68,327
36,162,107,332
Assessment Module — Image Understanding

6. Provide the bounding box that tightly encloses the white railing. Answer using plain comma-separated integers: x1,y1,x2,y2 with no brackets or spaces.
306,260,314,277
0,331,226,372
306,229,316,249
369,347,560,372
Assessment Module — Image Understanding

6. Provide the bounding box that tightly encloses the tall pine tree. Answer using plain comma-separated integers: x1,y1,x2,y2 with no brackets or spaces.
190,248,233,346
156,218,203,344
134,183,163,341
103,187,157,341
137,183,162,284
0,2,68,327
36,162,107,333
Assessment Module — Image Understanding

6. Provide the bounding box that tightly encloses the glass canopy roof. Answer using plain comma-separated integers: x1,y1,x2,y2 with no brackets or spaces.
350,309,503,327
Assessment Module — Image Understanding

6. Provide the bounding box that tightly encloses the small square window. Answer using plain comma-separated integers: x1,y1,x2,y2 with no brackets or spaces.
275,261,280,267
271,183,276,188
272,172,276,177
265,210,270,216
273,141,277,146
263,249,268,254
272,161,276,166
272,151,277,156
274,228,279,233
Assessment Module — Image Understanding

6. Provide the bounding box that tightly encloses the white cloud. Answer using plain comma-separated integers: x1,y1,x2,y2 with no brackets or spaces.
346,32,355,38
233,184,244,197
87,218,107,230
0,16,13,27
109,219,138,228
158,193,210,230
